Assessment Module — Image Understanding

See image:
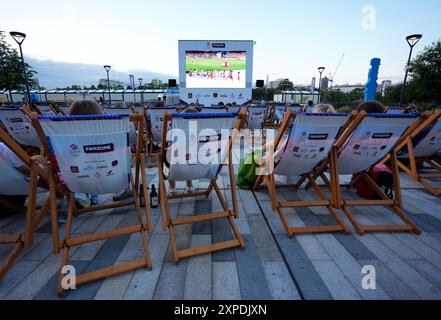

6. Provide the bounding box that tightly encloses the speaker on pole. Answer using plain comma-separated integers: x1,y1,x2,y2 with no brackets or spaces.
256,80,265,88
168,79,177,87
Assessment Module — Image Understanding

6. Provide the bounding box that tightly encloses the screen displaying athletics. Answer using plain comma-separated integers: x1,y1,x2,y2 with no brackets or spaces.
185,51,246,89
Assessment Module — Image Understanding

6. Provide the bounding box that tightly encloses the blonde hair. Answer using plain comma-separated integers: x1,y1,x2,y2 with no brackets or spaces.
312,103,336,113
69,100,104,116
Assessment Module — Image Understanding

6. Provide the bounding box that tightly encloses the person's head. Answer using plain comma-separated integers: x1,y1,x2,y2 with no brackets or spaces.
404,103,419,114
232,102,237,106
218,102,225,106
307,100,314,107
358,101,385,114
312,103,336,113
69,100,104,116
182,107,200,114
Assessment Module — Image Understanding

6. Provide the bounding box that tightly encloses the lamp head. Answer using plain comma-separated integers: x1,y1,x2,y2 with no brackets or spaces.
10,31,26,45
138,78,143,81
406,34,422,47
103,65,111,72
318,67,325,74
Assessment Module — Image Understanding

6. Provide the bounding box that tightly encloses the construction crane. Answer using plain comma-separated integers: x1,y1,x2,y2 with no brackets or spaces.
328,53,345,89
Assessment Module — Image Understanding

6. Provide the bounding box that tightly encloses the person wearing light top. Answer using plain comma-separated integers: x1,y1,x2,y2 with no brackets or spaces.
0,142,29,217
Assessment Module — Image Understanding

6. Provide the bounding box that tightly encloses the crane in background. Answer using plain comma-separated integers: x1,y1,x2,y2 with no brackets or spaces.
328,53,345,89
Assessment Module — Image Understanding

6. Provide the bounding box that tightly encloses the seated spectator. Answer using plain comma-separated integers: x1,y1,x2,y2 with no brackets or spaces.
358,101,386,113
68,101,104,206
0,142,29,217
164,107,199,195
312,103,336,113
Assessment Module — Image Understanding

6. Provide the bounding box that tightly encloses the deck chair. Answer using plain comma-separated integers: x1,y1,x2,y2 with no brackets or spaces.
286,104,303,113
37,105,55,116
59,105,71,115
158,112,246,263
103,106,138,147
0,106,41,148
0,126,55,281
254,110,352,237
32,113,152,296
391,110,441,196
329,111,422,235
227,105,241,114
144,106,177,167
200,106,228,113
246,105,268,130
386,106,405,114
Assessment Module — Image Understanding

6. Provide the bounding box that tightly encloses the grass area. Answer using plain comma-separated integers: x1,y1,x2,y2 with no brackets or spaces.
186,58,246,72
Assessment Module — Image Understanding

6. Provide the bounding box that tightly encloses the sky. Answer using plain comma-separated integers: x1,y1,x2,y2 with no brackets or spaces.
1,0,440,88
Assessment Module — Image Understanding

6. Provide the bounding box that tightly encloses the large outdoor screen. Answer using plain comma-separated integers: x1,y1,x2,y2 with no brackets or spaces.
185,51,246,89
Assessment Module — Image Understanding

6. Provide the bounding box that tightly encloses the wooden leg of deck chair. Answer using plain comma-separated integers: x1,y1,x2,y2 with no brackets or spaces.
48,166,60,254
212,180,245,249
139,153,152,232
227,215,245,250
294,174,308,190
57,194,75,297
130,173,153,270
228,152,239,218
307,175,349,235
276,206,294,238
341,205,365,235
252,175,264,191
169,223,180,264
206,180,215,197
342,172,421,235
417,178,441,197
24,199,50,248
265,173,277,211
0,237,24,281
24,160,39,247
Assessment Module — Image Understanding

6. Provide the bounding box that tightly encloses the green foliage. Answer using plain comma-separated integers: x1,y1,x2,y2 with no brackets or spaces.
408,40,441,105
276,79,294,91
0,30,37,90
252,87,275,101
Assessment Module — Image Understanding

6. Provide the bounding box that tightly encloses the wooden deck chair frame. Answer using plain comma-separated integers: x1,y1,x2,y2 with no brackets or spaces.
31,113,153,296
158,111,246,263
253,110,352,237
0,126,54,281
327,111,422,235
143,106,178,168
385,110,441,196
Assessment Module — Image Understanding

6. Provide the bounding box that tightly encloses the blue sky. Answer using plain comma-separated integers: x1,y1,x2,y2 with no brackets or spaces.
2,0,440,87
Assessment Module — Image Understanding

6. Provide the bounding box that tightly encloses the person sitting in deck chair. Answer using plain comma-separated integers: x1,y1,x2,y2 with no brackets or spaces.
261,103,337,163
358,100,386,114
68,100,137,203
164,107,200,195
0,143,29,217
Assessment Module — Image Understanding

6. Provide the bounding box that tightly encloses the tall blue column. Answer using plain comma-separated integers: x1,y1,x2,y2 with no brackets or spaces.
364,58,381,101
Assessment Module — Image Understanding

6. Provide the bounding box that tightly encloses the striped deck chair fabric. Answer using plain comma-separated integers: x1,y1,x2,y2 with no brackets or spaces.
32,114,152,296
158,112,245,262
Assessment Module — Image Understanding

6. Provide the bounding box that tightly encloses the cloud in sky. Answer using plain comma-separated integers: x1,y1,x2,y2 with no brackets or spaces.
28,57,175,88
2,0,440,86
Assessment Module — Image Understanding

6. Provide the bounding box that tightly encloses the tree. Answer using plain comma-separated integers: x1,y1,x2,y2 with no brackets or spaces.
408,40,441,105
276,79,294,91
0,30,37,91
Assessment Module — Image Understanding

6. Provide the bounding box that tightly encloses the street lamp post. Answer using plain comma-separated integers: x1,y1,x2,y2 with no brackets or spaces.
103,65,111,104
317,67,325,103
10,31,32,105
399,34,422,108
